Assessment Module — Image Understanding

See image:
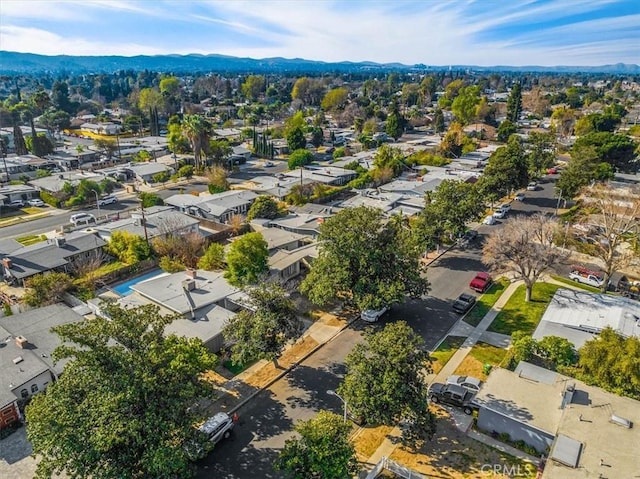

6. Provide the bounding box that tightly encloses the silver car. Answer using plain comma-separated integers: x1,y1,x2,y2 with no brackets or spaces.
446,375,483,393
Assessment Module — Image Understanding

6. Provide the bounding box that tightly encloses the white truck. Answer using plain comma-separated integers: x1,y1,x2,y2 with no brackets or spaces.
569,266,605,288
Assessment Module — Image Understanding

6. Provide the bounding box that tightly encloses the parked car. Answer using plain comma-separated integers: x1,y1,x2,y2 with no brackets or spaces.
499,203,511,211
361,306,389,322
27,198,45,207
493,208,507,219
469,272,492,293
569,266,605,288
9,199,25,208
70,213,96,226
428,383,478,415
527,182,538,191
446,375,483,393
483,215,496,225
97,195,118,206
452,293,476,314
263,161,274,167
514,192,525,201
547,167,559,174
187,412,236,460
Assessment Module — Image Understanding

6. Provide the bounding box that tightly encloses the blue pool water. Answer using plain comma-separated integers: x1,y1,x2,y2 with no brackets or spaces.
112,269,163,296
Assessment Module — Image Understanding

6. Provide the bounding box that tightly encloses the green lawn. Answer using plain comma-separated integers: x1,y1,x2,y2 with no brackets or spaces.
464,278,510,326
429,335,466,373
16,234,48,246
454,341,510,379
549,275,602,293
488,282,562,335
222,358,258,376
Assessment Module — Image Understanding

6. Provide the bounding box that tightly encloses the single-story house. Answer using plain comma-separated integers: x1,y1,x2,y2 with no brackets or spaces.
97,269,246,352
0,303,85,430
29,171,105,194
281,166,358,186
80,122,122,135
127,162,174,183
95,206,201,242
532,288,640,348
474,362,639,479
265,213,329,238
164,190,258,223
0,184,40,205
249,226,310,254
1,232,107,286
269,243,319,283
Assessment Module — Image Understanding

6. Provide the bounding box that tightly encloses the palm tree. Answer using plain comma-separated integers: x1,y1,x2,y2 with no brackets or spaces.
181,114,212,169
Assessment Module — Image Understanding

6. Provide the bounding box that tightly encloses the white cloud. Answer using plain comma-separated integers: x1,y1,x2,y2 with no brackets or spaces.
0,25,166,56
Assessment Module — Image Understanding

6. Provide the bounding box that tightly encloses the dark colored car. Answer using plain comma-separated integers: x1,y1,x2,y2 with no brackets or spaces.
428,383,478,415
452,293,476,314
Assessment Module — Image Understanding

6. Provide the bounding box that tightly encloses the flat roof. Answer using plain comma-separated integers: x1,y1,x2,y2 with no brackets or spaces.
474,366,566,434
533,288,640,348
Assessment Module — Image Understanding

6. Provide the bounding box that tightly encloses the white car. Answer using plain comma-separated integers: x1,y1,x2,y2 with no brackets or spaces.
446,375,483,393
499,203,511,211
483,215,496,225
514,192,525,201
527,182,538,191
361,306,389,322
70,213,96,226
493,209,507,219
97,195,118,206
9,199,25,208
27,198,45,207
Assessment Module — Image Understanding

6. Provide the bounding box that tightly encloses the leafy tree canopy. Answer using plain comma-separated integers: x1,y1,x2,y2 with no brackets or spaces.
338,321,436,447
288,148,314,170
197,242,225,271
572,131,637,173
25,303,218,479
246,195,284,221
321,87,348,111
286,126,306,152
223,282,303,367
223,231,269,287
274,411,358,479
23,272,73,307
106,230,152,264
300,206,428,311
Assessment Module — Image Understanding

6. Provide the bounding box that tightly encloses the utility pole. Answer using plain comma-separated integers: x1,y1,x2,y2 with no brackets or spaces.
140,203,149,245
0,138,9,185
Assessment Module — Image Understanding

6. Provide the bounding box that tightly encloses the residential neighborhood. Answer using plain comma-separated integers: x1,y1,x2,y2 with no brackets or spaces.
1,7,640,478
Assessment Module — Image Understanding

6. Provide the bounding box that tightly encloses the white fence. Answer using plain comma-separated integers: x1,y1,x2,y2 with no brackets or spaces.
365,456,426,479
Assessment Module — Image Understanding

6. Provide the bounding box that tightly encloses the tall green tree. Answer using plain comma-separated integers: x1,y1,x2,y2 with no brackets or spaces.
223,232,269,287
223,282,303,368
338,321,436,447
477,135,529,199
496,119,517,143
577,327,640,399
246,195,282,221
433,108,445,133
506,82,522,122
572,131,637,173
300,207,428,311
286,126,306,152
25,303,218,479
321,87,348,111
197,242,225,271
526,131,556,176
182,114,212,168
451,85,481,125
241,75,266,101
555,145,613,199
288,148,314,170
274,411,358,479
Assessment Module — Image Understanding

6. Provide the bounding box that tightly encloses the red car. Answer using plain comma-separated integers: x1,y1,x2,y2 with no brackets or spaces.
547,167,559,174
469,272,493,293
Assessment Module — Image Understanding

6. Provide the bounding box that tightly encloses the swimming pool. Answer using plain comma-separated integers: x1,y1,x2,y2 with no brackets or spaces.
112,269,164,296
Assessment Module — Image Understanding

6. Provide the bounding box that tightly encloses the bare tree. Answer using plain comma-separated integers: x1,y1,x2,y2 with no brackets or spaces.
153,217,206,268
483,214,570,301
574,183,640,290
69,249,109,290
228,213,245,237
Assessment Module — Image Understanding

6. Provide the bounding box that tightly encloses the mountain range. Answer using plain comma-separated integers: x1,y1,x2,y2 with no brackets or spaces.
1,51,638,75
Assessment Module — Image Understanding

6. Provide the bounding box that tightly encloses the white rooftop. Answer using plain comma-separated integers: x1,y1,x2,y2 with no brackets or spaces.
532,288,640,348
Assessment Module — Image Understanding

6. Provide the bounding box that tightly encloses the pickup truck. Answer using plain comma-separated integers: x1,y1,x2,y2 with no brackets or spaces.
569,267,604,288
469,272,492,293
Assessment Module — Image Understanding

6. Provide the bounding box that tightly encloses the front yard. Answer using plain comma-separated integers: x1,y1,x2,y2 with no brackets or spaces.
464,278,510,327
452,342,509,380
488,282,563,335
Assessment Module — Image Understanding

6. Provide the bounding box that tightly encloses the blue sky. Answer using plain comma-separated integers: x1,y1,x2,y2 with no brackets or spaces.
0,0,638,66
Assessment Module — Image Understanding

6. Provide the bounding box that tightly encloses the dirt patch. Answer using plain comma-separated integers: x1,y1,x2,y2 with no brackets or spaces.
453,355,487,380
317,312,348,327
388,409,537,478
202,370,228,385
353,425,395,462
244,336,319,389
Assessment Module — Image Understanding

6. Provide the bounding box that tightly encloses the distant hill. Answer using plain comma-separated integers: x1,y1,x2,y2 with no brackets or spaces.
0,51,638,75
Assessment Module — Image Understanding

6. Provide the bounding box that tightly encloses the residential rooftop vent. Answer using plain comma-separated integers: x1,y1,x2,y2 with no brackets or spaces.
13,356,23,364
15,335,28,349
610,414,632,429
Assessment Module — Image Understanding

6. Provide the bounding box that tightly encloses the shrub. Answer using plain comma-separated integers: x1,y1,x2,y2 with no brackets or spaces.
39,191,61,207
288,149,314,170
138,192,163,208
159,256,186,273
